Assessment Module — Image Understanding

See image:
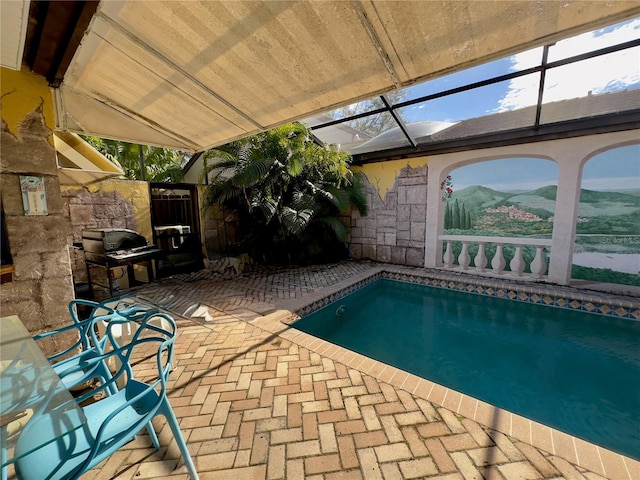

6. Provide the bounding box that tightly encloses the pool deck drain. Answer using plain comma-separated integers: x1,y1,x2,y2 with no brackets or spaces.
20,260,637,480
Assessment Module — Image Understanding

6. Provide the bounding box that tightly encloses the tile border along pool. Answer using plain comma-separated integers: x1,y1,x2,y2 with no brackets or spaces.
255,266,640,479
289,269,640,320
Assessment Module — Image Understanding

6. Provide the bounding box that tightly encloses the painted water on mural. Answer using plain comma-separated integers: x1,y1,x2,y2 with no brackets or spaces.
445,146,640,285
572,253,638,275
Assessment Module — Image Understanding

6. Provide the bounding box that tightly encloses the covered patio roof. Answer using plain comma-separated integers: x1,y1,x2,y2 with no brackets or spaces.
4,1,640,153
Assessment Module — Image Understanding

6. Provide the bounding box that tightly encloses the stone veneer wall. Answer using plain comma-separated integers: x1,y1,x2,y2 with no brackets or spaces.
201,201,240,257
0,104,75,354
348,165,427,267
61,183,142,283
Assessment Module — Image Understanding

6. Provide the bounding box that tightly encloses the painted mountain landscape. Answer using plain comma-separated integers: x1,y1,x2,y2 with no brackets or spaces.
444,185,640,285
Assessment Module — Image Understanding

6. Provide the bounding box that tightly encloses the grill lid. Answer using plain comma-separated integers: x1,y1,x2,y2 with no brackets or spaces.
82,228,147,253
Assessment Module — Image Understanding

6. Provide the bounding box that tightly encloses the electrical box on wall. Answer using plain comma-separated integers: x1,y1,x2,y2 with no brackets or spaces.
20,176,48,215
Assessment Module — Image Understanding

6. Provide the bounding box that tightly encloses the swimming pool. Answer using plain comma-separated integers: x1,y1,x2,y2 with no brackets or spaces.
293,278,640,460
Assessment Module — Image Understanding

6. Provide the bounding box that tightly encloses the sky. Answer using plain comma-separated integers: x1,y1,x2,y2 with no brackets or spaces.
400,17,640,122
453,145,640,192
427,17,640,193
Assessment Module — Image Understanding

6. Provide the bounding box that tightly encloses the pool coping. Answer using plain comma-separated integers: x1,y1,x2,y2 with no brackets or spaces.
250,265,640,480
287,267,640,321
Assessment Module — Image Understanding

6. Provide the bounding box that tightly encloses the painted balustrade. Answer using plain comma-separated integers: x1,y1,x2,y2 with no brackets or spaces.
439,235,552,280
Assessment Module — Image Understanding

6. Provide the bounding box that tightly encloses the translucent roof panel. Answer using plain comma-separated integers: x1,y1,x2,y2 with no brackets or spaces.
300,16,639,158
548,17,639,62
397,74,539,126
312,111,401,153
303,98,386,128
541,46,640,124
396,48,543,102
349,121,455,155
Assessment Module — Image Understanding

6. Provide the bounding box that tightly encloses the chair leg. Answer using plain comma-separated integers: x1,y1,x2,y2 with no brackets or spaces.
159,401,199,480
146,422,160,451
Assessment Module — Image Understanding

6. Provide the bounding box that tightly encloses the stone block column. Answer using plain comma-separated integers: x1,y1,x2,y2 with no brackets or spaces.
1,68,75,356
349,162,428,267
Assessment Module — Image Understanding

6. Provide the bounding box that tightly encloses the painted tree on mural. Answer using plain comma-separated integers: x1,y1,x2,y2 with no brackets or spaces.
200,123,368,264
444,199,472,230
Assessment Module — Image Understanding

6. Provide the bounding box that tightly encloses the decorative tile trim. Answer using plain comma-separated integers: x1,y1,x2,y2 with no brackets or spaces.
294,269,640,320
291,272,381,319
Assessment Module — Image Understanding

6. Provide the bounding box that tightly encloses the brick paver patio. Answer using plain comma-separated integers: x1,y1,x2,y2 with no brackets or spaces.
12,261,639,480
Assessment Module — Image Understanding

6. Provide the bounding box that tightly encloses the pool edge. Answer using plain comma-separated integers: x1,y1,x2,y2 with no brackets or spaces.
262,266,640,480
291,267,640,320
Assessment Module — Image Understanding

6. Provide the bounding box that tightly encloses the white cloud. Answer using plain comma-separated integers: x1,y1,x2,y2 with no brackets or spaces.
496,18,640,112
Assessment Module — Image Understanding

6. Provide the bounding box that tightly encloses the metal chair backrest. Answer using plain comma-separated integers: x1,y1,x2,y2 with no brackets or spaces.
13,311,199,480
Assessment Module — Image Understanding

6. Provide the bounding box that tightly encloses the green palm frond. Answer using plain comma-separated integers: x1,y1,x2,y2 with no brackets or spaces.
200,121,368,263
82,136,187,181
234,156,274,188
315,185,349,211
290,189,316,212
286,152,304,176
206,180,244,205
281,207,313,236
251,194,277,222
149,165,184,182
348,172,368,216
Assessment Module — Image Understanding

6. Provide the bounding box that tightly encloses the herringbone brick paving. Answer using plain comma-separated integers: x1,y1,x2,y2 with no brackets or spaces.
10,261,637,479
94,261,639,479
133,261,377,317
80,317,627,480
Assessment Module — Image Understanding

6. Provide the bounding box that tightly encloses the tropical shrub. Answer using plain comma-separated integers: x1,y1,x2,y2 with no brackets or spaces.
83,137,186,182
200,123,367,264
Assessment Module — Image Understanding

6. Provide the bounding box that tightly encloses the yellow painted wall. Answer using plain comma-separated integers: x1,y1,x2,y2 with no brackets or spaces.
88,179,152,241
354,157,429,200
1,67,76,343
1,67,55,139
63,180,152,242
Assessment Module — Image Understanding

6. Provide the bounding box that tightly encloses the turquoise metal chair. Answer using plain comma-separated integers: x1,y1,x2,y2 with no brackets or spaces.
2,299,157,480
35,299,153,393
13,311,199,480
2,303,119,480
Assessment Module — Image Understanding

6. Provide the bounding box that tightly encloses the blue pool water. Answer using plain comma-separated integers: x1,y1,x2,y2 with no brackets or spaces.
293,279,640,459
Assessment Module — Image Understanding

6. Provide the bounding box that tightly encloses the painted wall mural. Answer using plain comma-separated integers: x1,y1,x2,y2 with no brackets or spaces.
445,145,640,286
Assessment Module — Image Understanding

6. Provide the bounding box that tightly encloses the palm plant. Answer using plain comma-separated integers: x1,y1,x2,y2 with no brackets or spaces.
201,123,367,264
83,137,186,182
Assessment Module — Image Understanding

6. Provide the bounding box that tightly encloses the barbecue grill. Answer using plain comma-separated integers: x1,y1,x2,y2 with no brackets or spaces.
82,228,162,297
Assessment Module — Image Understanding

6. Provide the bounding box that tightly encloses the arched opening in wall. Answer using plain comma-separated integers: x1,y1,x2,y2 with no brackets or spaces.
572,144,640,287
442,157,557,275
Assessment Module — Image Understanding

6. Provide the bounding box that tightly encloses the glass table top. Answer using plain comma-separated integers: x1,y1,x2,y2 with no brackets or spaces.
1,315,87,467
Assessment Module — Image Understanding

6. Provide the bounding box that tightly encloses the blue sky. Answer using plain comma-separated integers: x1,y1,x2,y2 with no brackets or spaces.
453,158,557,192
434,18,640,193
400,18,640,123
453,145,640,192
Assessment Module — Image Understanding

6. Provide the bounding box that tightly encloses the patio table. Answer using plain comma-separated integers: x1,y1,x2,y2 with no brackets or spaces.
0,315,87,473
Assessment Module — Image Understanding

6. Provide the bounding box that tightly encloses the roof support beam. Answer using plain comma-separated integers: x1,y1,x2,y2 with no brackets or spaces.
27,1,99,87
351,0,401,88
381,94,416,148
